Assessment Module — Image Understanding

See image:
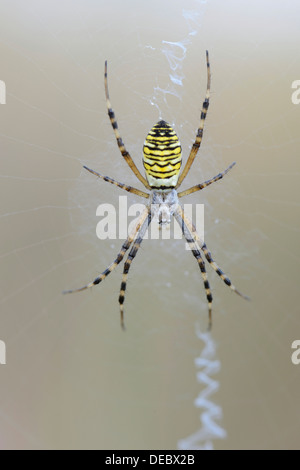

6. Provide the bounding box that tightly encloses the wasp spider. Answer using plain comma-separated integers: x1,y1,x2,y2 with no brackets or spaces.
64,51,249,329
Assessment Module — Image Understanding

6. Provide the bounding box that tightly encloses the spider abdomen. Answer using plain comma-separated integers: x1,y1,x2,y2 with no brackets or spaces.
143,120,182,190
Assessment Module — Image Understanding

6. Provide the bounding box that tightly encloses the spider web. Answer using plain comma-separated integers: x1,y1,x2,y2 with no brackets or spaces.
0,0,300,450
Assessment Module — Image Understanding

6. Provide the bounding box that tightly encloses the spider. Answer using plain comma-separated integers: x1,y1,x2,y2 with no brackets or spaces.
64,51,249,330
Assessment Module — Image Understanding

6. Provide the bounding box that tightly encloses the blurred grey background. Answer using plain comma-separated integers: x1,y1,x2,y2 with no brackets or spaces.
0,0,299,449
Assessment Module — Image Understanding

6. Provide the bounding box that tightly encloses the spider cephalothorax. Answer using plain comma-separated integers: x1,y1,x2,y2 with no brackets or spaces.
64,51,249,330
150,189,179,226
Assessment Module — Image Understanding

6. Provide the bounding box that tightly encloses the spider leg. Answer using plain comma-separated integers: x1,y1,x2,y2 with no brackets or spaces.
118,212,152,330
174,207,213,330
176,51,211,189
177,162,236,198
105,61,151,190
63,207,150,294
83,165,149,198
178,206,250,300
200,242,250,300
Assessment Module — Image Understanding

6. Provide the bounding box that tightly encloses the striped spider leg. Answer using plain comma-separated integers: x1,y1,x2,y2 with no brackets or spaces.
173,206,213,329
104,61,151,190
63,205,150,296
174,204,249,329
118,210,152,329
175,50,211,189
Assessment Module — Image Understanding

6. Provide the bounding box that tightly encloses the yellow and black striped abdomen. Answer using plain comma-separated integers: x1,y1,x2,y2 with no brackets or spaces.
143,120,182,189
